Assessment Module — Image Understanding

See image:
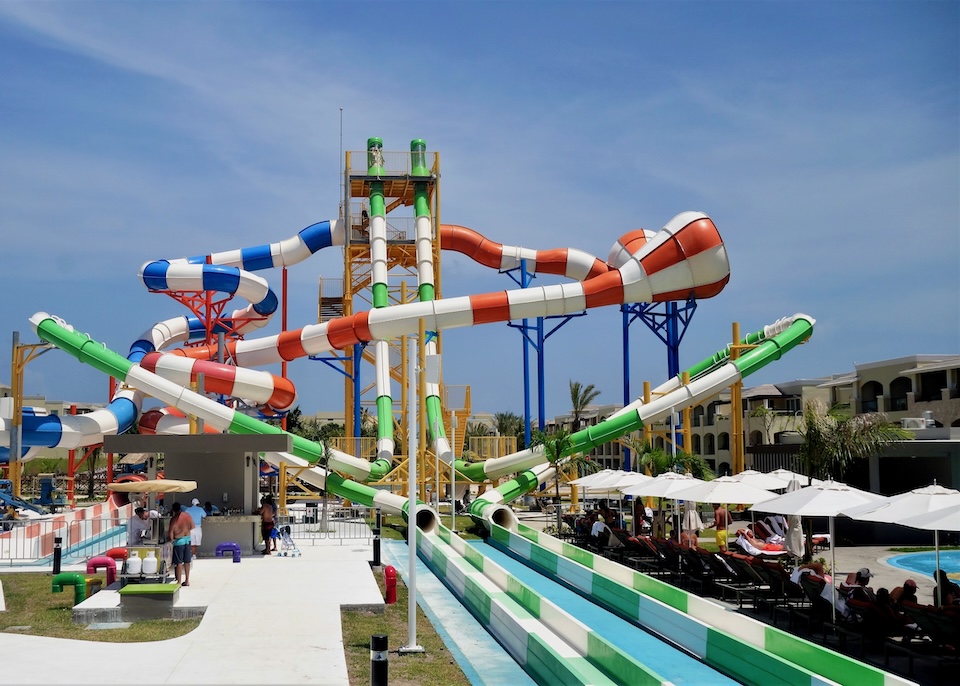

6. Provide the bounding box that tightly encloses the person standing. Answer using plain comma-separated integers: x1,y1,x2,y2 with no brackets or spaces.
168,502,195,586
127,507,152,546
257,496,276,555
184,498,207,558
706,503,733,552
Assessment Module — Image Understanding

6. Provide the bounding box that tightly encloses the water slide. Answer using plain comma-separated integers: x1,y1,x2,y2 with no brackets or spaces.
30,310,873,686
15,134,906,682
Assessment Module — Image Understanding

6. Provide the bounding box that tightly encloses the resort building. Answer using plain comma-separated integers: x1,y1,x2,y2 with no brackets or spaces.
564,355,960,493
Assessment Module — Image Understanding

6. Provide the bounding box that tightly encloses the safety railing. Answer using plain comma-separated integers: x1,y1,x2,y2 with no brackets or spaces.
0,515,128,568
277,505,374,545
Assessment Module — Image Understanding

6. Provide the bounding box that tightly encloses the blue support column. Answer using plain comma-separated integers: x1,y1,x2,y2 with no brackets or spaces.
309,342,367,442
505,261,584,446
621,297,698,452
621,306,632,472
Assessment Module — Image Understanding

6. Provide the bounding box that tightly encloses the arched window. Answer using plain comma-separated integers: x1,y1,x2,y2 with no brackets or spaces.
890,377,912,412
705,434,716,455
749,430,764,446
692,435,702,453
718,432,730,451
860,380,883,413
692,405,705,427
654,437,665,450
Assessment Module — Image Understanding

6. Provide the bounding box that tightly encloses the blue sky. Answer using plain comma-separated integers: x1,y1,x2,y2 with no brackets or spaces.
1,1,957,421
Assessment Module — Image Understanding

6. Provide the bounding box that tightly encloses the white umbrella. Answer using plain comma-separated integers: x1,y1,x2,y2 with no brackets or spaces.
611,471,654,492
841,483,960,522
620,473,707,542
901,504,960,532
573,470,630,501
669,475,777,507
569,469,621,487
766,468,824,487
751,479,885,623
730,469,789,491
620,471,706,499
881,490,960,606
670,476,777,550
585,470,630,489
107,479,198,493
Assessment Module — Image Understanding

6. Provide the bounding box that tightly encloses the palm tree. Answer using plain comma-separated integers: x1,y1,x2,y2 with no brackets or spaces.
569,381,601,429
796,399,912,481
464,421,491,439
319,439,335,531
619,434,715,480
532,428,599,532
493,411,523,439
795,399,911,561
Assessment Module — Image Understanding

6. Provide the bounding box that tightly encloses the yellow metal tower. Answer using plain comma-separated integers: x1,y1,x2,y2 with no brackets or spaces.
318,141,468,497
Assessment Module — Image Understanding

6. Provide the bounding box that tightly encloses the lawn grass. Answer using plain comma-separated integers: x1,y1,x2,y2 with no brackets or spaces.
1,517,487,685
3,565,479,685
341,568,471,686
379,513,485,540
0,572,200,641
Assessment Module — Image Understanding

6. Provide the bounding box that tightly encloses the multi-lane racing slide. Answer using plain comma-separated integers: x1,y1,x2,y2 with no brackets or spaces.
13,135,911,683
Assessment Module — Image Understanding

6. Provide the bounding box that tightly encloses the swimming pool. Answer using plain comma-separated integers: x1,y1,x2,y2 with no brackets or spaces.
887,549,960,578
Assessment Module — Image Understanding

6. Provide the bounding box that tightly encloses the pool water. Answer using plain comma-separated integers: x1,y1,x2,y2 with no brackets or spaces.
887,549,960,579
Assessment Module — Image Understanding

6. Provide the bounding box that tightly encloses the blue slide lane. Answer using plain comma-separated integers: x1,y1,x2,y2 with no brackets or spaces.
472,541,741,686
382,541,536,686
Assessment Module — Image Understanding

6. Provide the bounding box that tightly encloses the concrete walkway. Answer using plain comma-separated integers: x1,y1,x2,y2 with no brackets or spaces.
0,538,383,685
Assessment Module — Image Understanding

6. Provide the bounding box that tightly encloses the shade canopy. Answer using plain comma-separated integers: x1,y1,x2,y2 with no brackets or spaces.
751,479,884,517
730,469,789,491
765,468,824,488
569,469,623,487
611,472,654,492
107,479,198,494
620,472,706,499
900,505,960,532
670,475,778,506
841,483,960,523
752,478,883,624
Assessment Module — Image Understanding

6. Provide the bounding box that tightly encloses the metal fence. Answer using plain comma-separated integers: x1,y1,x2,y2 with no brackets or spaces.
0,505,375,567
0,515,128,568
277,505,375,545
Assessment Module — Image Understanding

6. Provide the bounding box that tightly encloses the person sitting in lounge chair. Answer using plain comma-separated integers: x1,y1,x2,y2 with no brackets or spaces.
735,528,786,555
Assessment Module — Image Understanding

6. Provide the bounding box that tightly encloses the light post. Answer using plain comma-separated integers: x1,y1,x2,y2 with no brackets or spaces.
450,411,457,533
400,331,424,655
9,331,54,498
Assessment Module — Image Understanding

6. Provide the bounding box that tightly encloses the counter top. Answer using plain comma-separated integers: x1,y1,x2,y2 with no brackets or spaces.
205,515,260,522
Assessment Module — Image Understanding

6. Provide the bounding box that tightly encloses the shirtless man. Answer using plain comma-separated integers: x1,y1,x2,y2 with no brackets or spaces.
168,502,195,586
706,503,733,552
258,496,276,555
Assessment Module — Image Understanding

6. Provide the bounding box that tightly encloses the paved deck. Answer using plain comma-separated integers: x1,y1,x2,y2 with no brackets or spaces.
0,518,943,685
0,538,383,685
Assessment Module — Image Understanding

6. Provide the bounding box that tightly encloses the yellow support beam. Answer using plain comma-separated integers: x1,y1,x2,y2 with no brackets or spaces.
9,335,53,498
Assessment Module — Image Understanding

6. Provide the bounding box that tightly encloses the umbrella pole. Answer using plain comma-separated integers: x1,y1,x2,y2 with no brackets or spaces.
829,517,836,625
936,529,942,608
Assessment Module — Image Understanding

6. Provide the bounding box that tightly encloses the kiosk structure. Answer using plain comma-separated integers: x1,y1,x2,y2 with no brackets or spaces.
105,434,292,557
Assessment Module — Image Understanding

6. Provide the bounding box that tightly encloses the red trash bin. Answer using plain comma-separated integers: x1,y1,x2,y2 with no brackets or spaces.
384,565,397,605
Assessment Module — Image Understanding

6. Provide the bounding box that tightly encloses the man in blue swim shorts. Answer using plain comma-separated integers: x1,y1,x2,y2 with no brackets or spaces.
168,501,195,586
